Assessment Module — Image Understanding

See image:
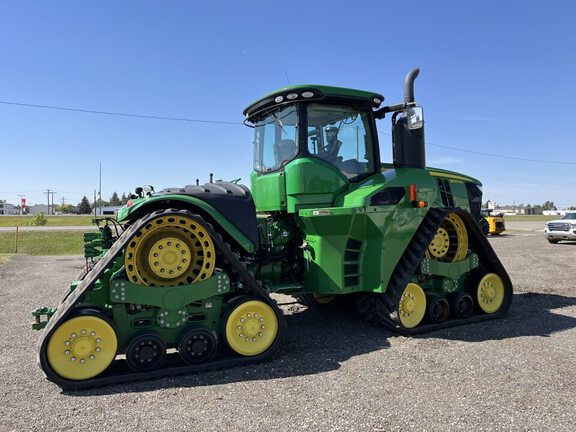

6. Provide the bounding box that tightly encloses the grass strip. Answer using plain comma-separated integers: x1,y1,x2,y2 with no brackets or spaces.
0,215,97,227
0,231,83,255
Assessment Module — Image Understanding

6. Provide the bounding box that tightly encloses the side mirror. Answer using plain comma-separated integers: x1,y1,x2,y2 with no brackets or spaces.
406,106,424,130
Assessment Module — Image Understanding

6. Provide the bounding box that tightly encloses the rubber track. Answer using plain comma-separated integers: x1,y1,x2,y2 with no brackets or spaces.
357,207,513,335
37,209,286,390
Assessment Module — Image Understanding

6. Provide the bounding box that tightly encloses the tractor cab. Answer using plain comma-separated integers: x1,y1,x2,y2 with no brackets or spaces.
244,70,426,213
245,86,384,212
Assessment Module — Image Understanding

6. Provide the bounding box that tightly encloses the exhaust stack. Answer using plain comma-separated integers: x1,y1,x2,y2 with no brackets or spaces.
392,68,426,169
404,68,419,103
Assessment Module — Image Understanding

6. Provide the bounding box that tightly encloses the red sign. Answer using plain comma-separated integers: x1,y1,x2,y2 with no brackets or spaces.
21,198,26,208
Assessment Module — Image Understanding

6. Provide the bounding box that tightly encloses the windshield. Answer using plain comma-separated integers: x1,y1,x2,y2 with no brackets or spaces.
253,106,298,173
306,104,375,179
561,213,576,220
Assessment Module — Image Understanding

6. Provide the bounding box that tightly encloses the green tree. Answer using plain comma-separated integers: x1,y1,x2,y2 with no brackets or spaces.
54,204,72,214
94,198,110,209
121,193,128,205
542,201,556,211
110,192,122,206
78,196,92,214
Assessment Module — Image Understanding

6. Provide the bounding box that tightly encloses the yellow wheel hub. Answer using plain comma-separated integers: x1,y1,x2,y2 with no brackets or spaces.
428,227,450,258
225,300,278,356
148,236,190,279
46,315,117,380
426,213,468,262
125,214,216,286
398,283,426,329
477,273,505,314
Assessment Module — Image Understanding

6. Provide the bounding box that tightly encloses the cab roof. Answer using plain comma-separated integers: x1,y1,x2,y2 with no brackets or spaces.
243,84,385,121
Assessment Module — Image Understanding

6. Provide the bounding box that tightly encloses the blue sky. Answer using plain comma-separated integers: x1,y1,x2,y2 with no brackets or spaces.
0,1,574,208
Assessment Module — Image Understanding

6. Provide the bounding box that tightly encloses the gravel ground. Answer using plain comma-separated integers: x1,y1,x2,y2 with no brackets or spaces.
0,221,574,432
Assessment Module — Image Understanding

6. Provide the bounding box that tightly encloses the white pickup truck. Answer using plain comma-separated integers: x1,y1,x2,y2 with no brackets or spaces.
544,212,576,243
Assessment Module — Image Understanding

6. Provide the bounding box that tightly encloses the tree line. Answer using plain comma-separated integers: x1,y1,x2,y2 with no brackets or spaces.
63,192,129,214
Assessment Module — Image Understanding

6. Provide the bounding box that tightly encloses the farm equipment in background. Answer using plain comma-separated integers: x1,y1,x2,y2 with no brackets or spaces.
480,209,506,235
31,68,512,389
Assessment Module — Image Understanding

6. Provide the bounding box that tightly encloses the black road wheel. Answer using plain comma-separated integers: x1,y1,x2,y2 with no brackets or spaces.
125,334,167,372
426,295,450,324
447,291,474,319
178,328,218,364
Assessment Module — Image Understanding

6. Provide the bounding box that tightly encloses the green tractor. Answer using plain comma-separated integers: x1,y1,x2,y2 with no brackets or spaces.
32,69,512,389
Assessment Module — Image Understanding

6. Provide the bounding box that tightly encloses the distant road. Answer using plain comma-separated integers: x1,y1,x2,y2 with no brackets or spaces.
0,226,97,232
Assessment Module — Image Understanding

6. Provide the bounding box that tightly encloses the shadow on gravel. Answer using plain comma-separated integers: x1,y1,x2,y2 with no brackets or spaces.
418,292,576,342
68,292,576,396
70,304,393,396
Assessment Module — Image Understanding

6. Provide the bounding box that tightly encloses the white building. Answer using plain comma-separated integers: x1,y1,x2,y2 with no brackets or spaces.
28,204,50,215
0,200,16,215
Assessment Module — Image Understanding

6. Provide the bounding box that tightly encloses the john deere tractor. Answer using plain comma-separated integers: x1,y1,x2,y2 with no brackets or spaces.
32,69,512,389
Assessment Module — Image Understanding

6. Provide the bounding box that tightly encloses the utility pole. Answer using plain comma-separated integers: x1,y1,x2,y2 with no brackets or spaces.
99,162,103,216
44,190,57,215
50,191,56,215
44,189,52,215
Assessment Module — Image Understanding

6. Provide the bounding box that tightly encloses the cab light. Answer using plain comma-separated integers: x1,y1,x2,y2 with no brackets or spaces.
286,93,298,100
302,91,314,98
417,201,428,208
274,96,284,103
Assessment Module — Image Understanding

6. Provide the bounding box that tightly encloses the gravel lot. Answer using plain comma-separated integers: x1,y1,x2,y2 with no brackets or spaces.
1,221,574,431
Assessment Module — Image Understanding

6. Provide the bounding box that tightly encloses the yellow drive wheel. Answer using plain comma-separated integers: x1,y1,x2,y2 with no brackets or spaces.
225,298,279,356
398,283,427,329
46,314,117,381
125,213,216,286
426,212,468,262
476,273,505,314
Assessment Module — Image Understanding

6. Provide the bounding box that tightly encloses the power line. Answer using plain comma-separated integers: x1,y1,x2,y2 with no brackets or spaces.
0,100,243,125
378,132,576,165
426,141,576,165
2,98,574,165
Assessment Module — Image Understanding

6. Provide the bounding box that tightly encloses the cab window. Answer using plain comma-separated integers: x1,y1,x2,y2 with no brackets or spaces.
306,104,374,179
253,106,298,173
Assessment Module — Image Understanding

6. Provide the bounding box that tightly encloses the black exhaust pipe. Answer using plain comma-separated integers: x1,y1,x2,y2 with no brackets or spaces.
393,68,425,169
404,68,419,103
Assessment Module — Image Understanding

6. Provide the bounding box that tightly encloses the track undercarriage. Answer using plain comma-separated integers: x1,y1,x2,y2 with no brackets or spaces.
354,208,512,335
35,209,286,390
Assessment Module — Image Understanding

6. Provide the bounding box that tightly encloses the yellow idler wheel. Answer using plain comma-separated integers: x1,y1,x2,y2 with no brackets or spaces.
426,212,468,262
125,213,216,286
476,273,505,314
46,315,117,381
225,298,279,356
398,283,427,329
